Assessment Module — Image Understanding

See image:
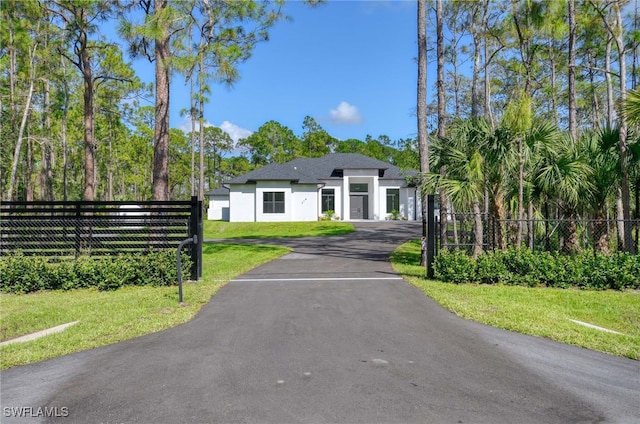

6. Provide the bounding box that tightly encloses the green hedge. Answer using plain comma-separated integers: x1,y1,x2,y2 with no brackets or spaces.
0,251,192,294
434,249,640,290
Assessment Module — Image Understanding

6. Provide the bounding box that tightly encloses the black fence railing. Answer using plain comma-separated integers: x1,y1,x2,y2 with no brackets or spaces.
435,213,640,255
0,197,203,280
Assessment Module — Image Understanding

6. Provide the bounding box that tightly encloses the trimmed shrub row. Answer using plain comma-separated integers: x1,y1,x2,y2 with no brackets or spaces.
0,251,192,294
434,249,640,290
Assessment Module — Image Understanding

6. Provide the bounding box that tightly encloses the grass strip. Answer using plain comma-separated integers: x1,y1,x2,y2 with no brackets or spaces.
204,220,354,239
391,239,640,360
0,243,290,369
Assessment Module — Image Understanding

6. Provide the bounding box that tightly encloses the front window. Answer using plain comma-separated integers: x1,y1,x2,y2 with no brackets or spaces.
350,183,368,193
321,189,335,212
386,189,400,213
263,192,285,214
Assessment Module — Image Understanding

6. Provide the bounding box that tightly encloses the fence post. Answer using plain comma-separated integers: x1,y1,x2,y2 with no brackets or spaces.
189,196,202,280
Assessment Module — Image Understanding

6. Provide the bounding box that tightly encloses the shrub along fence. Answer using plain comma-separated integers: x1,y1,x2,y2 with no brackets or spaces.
0,198,202,281
433,248,640,290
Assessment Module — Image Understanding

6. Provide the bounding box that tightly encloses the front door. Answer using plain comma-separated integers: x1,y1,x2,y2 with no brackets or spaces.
350,195,368,220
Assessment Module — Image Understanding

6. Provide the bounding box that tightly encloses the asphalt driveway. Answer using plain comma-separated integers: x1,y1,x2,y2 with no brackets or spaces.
1,221,638,423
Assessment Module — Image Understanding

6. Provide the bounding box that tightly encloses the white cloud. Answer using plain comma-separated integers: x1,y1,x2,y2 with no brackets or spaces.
177,116,213,133
219,121,253,143
329,101,363,125
176,117,252,144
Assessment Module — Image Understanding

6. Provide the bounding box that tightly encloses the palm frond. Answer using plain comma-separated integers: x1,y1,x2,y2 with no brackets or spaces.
624,87,640,125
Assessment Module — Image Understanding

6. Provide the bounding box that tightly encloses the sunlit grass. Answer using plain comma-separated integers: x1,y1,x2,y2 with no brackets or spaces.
391,239,640,360
0,243,290,369
204,220,354,239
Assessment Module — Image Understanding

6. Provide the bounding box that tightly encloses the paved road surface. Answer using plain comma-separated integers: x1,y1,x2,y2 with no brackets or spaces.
1,222,638,423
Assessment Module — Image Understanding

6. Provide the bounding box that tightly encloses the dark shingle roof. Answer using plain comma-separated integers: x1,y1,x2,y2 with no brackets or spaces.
207,187,230,196
226,153,415,184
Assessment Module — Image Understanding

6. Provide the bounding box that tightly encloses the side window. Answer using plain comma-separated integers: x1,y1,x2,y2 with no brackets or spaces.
263,192,285,214
321,189,335,212
386,189,400,213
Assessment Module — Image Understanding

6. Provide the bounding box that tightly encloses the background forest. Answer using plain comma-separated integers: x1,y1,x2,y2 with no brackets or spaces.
1,0,639,253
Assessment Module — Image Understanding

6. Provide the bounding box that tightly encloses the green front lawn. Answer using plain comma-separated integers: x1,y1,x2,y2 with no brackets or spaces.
204,220,354,239
391,239,640,360
0,243,290,369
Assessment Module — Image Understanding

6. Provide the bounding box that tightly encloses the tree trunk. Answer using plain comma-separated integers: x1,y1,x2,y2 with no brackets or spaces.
516,136,524,247
482,0,494,129
567,0,577,141
528,201,534,249
563,215,580,255
616,190,625,250
588,51,601,127
436,0,449,252
490,187,506,250
108,121,114,201
472,201,484,258
152,0,171,201
9,19,17,129
612,1,634,253
417,0,428,265
80,27,95,201
594,211,610,255
471,15,480,119
6,43,37,202
61,57,69,202
199,55,205,203
41,78,54,201
26,138,34,201
190,75,196,198
605,37,614,126
549,38,558,128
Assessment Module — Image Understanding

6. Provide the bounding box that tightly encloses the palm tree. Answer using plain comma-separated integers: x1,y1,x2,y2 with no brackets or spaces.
581,127,621,254
502,91,533,247
534,134,595,254
623,88,640,253
479,123,515,250
425,118,490,258
522,120,562,248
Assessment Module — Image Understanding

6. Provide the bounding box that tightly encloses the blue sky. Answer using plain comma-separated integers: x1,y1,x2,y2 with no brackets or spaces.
164,0,422,144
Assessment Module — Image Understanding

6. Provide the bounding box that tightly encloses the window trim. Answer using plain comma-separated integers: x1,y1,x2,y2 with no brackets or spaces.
321,188,335,213
386,188,400,213
350,183,368,193
263,191,285,214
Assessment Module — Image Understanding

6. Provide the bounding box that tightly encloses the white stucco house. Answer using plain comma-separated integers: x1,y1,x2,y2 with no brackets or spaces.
208,153,420,222
206,187,230,221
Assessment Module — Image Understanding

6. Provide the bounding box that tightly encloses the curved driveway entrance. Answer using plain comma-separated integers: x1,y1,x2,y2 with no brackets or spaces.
1,222,638,423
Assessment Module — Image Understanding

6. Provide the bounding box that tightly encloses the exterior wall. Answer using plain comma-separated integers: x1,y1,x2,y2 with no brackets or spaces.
207,196,230,221
255,181,292,222
376,180,417,221
228,177,418,222
229,185,256,222
252,182,320,222
343,169,379,220
404,187,418,221
291,185,320,221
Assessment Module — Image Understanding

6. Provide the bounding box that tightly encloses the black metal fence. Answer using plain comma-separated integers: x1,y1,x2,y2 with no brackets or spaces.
0,197,203,280
436,212,640,255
